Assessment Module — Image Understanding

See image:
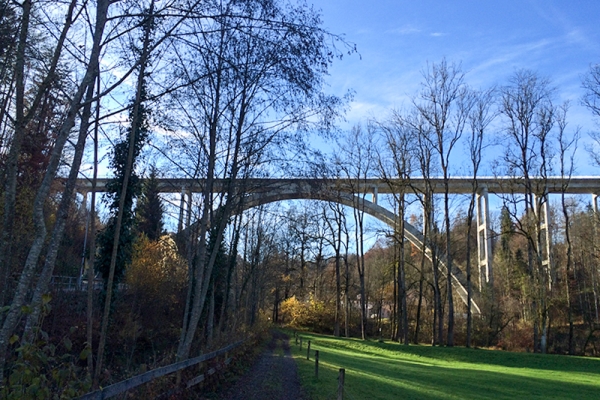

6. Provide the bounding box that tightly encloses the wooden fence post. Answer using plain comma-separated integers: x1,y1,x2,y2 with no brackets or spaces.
337,368,345,400
295,332,298,345
307,341,311,360
314,350,319,379
300,337,302,349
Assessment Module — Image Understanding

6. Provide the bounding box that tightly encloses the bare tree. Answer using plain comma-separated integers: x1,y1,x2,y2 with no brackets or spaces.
336,124,377,340
404,111,442,345
583,64,600,168
497,69,556,353
168,0,350,361
582,63,600,119
581,62,600,346
322,200,348,337
556,103,579,354
464,88,495,347
413,59,470,346
376,111,415,345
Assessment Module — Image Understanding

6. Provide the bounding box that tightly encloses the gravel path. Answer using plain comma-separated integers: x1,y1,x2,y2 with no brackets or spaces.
219,330,307,400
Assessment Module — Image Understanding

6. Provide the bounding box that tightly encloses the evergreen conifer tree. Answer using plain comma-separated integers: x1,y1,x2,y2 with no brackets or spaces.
136,166,164,241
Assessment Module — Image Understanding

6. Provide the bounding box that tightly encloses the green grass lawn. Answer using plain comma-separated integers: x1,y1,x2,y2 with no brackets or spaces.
286,330,600,400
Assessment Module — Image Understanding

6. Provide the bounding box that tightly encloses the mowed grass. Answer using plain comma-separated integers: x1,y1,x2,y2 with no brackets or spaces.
286,330,600,400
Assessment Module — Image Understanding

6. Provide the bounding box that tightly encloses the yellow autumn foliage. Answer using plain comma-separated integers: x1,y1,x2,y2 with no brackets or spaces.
280,295,335,333
126,234,187,299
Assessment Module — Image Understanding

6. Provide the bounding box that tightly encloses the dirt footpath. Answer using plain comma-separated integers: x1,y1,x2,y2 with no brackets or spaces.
219,330,307,400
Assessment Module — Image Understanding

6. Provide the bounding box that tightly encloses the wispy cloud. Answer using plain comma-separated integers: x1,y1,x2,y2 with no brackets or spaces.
530,2,600,53
565,28,599,53
387,25,421,35
386,26,449,38
469,38,553,76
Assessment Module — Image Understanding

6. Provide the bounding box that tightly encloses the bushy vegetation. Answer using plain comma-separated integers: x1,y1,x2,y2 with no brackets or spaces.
0,296,91,399
280,296,336,334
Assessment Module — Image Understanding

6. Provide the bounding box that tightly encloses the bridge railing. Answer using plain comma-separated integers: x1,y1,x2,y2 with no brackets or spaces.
49,275,78,291
50,275,103,291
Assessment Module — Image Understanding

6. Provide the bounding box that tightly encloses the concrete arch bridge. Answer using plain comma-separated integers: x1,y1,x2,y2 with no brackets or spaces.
76,176,600,316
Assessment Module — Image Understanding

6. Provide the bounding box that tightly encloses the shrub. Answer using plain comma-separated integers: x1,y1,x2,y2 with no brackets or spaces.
280,295,335,333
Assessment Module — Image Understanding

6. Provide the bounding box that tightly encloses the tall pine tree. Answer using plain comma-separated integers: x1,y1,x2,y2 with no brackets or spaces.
136,166,164,241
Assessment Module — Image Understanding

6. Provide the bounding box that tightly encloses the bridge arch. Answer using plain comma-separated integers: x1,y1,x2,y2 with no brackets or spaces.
239,188,481,314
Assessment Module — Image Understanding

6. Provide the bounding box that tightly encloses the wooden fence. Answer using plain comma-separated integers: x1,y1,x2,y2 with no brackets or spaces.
295,332,347,400
77,340,245,399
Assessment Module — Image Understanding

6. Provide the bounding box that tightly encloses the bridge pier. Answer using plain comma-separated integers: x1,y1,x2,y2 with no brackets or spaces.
79,190,88,213
177,187,193,233
185,189,192,229
476,186,493,288
178,187,185,233
422,190,433,236
534,193,552,289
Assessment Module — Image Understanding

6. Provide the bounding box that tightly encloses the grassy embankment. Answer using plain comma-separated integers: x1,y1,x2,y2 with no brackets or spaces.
287,330,600,400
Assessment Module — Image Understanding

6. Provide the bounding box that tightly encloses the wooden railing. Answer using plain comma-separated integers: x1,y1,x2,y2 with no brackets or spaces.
77,340,245,399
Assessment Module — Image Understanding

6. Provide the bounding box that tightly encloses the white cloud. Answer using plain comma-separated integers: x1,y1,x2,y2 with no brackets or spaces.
387,25,421,35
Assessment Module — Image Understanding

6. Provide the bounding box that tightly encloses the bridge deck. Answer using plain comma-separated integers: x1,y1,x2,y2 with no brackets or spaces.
73,177,600,195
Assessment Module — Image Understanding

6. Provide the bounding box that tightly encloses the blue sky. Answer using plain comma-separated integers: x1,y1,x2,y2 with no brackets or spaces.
318,0,600,159
309,0,600,241
93,1,600,233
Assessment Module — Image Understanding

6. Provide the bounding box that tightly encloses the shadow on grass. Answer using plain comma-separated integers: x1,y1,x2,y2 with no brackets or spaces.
307,332,600,373
289,331,600,400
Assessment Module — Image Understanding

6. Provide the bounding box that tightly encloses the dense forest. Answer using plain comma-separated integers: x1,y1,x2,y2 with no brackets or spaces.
1,0,600,396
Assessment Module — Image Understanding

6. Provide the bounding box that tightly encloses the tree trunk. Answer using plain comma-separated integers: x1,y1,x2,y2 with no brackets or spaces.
0,0,31,304
465,193,475,348
23,78,96,342
86,80,101,375
392,247,398,341
444,186,455,347
397,195,408,345
344,233,350,338
355,208,367,340
207,287,215,347
561,191,574,355
0,0,108,372
434,258,443,345
414,264,425,344
334,219,342,337
94,3,152,385
218,213,241,334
